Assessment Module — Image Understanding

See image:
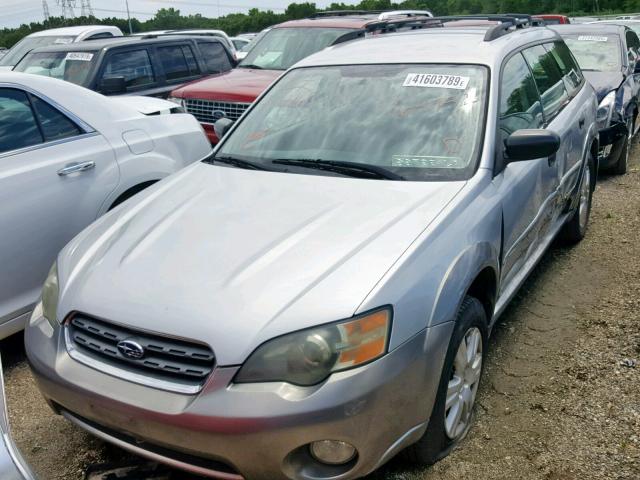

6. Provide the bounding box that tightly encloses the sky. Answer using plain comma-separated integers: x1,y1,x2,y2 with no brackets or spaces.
1,0,336,29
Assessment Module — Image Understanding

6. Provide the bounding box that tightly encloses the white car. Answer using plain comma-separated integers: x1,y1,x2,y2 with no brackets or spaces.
0,72,212,339
0,25,123,70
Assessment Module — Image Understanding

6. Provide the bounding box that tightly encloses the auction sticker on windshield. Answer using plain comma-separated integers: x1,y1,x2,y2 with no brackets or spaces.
578,36,608,42
65,52,94,61
403,73,470,90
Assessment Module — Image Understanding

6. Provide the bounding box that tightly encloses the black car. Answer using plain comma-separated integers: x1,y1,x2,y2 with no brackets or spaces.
12,35,236,98
552,24,640,174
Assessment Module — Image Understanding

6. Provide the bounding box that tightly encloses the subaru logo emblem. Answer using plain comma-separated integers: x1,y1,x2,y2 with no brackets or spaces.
212,109,226,121
117,339,145,360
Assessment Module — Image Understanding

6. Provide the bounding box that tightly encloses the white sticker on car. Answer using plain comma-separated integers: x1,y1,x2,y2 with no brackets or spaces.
403,73,470,90
578,35,608,42
65,52,94,61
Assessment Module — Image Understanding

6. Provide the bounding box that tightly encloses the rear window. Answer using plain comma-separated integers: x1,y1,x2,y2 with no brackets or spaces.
102,49,155,88
158,44,200,81
562,34,622,72
14,51,96,86
0,35,75,66
238,27,357,71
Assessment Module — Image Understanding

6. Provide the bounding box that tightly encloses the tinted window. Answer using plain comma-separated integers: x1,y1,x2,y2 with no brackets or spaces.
0,89,43,154
86,32,114,40
102,49,155,89
198,42,233,73
545,42,583,97
500,53,544,136
626,30,640,61
31,95,81,141
523,45,569,120
158,45,200,81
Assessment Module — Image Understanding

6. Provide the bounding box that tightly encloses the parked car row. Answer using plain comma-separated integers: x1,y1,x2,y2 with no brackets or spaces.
0,10,637,480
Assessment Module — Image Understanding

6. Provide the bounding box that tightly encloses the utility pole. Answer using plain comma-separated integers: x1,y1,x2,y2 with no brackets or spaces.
80,0,94,17
42,0,50,21
56,0,76,19
125,0,133,34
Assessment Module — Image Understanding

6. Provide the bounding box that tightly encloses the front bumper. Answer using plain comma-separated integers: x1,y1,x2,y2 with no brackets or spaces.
25,312,453,480
598,122,628,168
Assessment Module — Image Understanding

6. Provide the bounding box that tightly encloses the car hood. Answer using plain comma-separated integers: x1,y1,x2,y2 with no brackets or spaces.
58,164,465,365
171,68,282,102
584,71,624,102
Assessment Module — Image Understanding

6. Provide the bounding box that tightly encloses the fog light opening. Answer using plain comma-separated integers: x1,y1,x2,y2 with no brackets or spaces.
309,440,356,466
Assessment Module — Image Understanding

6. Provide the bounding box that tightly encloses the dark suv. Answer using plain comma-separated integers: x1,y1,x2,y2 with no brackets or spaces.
13,36,236,98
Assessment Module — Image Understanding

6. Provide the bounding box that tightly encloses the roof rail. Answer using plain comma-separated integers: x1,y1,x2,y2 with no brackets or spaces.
424,15,535,41
309,10,383,18
378,10,433,20
364,16,443,34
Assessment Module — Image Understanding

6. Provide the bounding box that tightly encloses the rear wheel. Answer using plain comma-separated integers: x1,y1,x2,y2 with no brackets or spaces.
560,155,593,245
406,296,487,465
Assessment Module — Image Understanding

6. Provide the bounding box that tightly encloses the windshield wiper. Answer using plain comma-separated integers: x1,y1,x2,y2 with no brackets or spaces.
272,159,404,180
205,155,270,171
238,63,263,69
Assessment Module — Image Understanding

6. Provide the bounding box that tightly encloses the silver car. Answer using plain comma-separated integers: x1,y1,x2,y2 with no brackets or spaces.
26,22,598,480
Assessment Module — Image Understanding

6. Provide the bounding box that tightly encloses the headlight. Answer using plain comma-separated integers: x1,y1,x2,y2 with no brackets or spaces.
235,307,392,386
596,91,616,131
41,262,59,327
167,96,184,107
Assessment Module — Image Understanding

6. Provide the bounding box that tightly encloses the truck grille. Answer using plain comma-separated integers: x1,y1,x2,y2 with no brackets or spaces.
66,314,215,391
184,98,251,124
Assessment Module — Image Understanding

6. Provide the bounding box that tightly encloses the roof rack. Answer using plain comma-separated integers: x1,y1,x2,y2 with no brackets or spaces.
423,15,535,41
364,16,443,34
309,10,383,18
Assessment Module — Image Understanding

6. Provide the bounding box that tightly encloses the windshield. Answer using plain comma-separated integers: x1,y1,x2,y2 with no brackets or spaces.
215,64,488,181
0,36,75,66
14,51,96,86
238,27,357,71
563,34,622,71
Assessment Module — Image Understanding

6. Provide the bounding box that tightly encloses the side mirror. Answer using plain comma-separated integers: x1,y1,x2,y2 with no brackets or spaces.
505,129,561,161
99,76,126,95
214,117,234,139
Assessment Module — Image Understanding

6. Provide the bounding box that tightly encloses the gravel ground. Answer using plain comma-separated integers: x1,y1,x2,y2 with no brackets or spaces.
2,145,639,480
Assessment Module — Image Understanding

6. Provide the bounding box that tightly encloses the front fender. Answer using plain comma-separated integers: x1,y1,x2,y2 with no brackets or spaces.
429,242,499,329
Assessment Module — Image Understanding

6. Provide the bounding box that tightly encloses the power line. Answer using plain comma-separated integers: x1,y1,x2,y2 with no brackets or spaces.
80,0,93,17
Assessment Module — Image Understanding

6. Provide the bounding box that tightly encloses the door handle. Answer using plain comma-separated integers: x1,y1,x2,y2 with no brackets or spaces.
578,117,585,129
57,161,95,176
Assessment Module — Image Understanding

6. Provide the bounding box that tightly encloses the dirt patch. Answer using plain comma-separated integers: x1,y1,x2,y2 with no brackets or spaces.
2,147,640,479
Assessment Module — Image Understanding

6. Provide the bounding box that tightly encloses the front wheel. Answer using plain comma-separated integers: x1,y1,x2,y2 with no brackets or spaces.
560,154,594,245
405,296,487,465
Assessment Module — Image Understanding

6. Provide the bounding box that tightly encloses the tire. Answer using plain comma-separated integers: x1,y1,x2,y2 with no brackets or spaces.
560,154,594,245
108,181,157,211
613,117,633,175
405,296,487,465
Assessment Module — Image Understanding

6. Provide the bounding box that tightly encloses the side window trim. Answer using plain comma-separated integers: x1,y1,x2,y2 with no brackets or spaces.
0,83,97,158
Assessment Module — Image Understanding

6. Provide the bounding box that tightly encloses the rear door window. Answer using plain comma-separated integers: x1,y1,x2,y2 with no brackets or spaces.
158,44,200,81
198,41,233,73
523,44,570,121
544,42,583,98
499,53,544,137
102,49,155,89
0,88,43,154
30,95,82,142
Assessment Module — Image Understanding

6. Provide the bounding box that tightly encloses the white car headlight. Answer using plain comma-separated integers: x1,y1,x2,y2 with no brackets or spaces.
596,91,616,131
235,307,392,386
167,96,184,107
41,262,59,327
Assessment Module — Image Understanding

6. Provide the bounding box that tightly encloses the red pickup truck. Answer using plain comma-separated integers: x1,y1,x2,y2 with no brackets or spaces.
169,10,433,143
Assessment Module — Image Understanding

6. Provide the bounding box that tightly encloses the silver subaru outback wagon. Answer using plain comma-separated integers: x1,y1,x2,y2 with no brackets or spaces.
26,21,598,480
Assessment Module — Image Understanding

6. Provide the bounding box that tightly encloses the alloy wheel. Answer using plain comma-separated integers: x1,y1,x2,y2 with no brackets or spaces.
445,327,483,440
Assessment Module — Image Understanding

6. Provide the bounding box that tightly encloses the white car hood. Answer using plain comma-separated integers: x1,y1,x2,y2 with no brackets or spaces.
58,164,465,365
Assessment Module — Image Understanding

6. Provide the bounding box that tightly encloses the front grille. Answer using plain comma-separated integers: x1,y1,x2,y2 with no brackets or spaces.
66,314,215,389
184,98,251,124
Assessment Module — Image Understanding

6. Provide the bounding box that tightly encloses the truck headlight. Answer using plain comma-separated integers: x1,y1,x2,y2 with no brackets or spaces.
167,96,184,107
41,262,59,327
596,91,616,131
235,307,392,386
